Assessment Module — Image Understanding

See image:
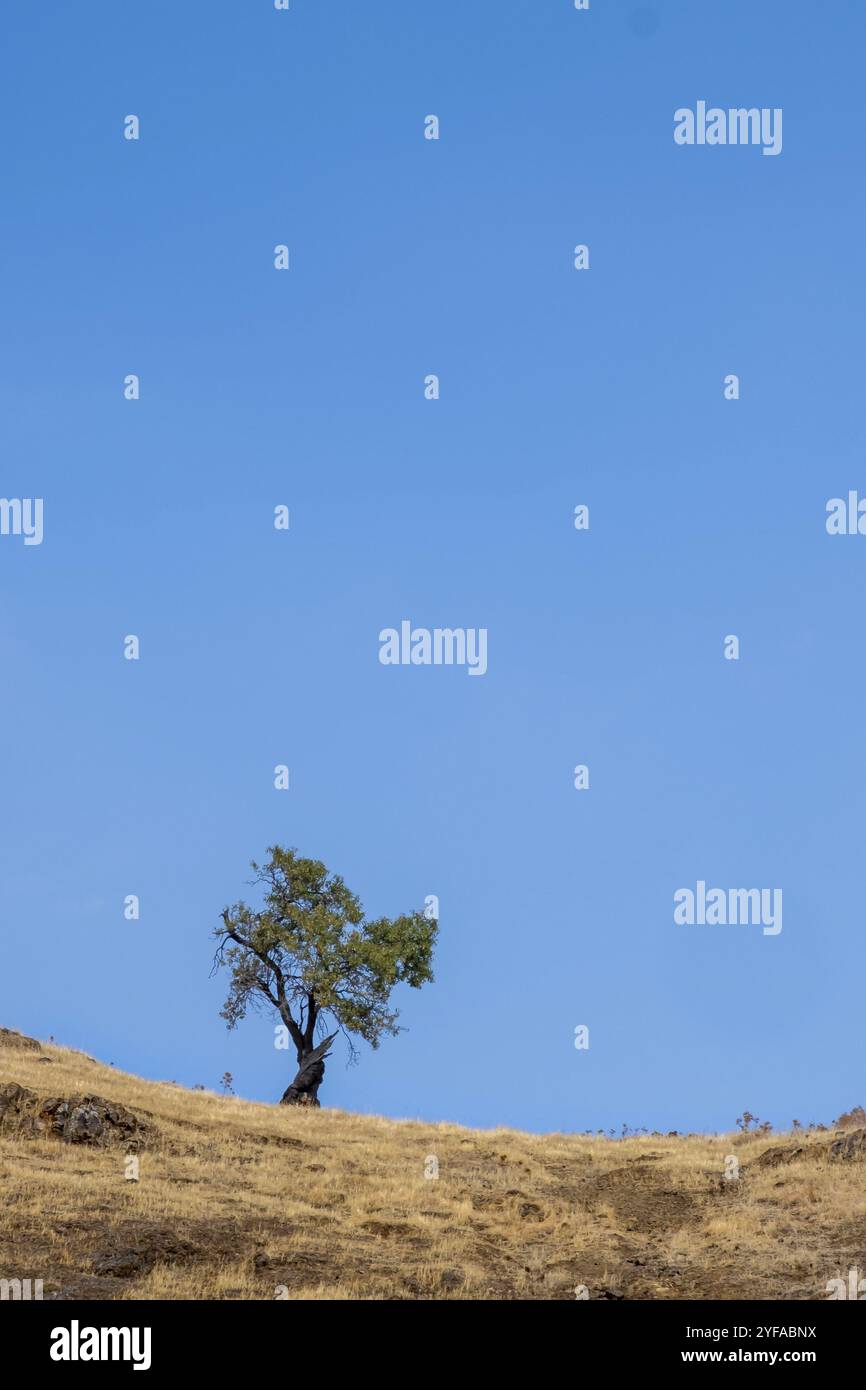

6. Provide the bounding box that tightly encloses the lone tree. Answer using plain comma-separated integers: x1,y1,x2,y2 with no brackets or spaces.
213,846,437,1106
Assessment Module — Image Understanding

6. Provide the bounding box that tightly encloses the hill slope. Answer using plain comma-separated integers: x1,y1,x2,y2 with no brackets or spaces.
0,1029,863,1300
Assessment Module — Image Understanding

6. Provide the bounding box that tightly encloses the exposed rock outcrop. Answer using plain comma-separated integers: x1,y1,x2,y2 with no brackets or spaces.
751,1141,813,1170
829,1127,866,1162
0,1083,149,1148
0,1028,41,1051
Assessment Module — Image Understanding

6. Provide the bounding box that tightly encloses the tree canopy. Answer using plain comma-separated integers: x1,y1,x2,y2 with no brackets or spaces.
213,846,437,1102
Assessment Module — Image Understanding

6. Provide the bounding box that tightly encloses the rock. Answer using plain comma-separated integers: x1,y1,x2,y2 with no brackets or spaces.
752,1142,810,1169
90,1235,195,1278
0,1082,38,1125
90,1249,155,1279
829,1127,866,1162
0,1085,149,1148
38,1095,149,1148
87,1219,252,1284
518,1201,545,1222
0,1028,41,1051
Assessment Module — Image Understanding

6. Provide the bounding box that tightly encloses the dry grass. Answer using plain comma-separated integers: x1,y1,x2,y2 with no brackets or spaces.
0,1031,863,1300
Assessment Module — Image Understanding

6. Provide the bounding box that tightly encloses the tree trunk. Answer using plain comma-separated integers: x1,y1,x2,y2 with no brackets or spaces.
279,1031,338,1107
280,1050,324,1106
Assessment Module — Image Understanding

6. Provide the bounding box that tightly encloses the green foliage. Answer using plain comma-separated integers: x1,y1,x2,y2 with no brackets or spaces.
213,846,437,1056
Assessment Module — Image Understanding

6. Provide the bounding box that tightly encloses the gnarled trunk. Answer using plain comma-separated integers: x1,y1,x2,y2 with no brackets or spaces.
279,1031,337,1107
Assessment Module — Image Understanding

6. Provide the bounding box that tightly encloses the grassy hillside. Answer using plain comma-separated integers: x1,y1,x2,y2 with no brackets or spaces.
0,1028,863,1300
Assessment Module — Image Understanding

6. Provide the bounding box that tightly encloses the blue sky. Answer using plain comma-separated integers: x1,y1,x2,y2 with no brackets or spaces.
1,0,864,1135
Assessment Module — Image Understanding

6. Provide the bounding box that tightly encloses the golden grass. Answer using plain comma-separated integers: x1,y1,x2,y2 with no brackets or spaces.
0,1034,863,1300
